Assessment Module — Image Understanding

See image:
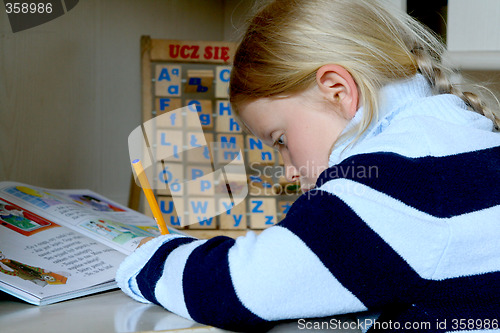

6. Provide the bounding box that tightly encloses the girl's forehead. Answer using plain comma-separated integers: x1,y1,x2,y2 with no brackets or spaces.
237,100,282,137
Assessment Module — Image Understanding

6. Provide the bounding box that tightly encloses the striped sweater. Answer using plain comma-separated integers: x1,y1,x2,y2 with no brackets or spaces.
117,75,500,332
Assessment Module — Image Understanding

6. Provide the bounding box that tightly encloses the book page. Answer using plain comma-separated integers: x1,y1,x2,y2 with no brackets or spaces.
0,182,185,254
0,197,125,305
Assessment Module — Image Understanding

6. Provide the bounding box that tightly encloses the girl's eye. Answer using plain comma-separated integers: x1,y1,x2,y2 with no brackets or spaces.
275,134,285,146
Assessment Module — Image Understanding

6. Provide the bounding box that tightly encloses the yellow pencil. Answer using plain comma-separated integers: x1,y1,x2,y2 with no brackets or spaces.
132,159,169,235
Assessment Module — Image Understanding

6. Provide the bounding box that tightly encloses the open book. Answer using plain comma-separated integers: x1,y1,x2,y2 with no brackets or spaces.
0,181,183,305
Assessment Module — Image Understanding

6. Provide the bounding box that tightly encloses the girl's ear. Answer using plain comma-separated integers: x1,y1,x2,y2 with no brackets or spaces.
316,64,359,119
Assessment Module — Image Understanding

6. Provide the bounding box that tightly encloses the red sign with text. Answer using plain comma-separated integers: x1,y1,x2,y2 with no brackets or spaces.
150,40,237,64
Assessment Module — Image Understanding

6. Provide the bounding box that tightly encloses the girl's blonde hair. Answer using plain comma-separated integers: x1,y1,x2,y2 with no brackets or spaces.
229,0,500,139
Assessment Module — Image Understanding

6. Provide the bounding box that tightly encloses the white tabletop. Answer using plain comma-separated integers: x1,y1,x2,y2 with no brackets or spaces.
0,289,361,333
0,290,217,333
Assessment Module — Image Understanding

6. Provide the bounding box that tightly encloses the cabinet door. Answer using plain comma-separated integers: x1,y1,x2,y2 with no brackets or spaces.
447,0,500,69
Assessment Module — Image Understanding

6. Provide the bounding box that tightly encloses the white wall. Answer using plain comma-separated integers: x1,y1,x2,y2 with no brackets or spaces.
0,0,247,205
447,0,500,70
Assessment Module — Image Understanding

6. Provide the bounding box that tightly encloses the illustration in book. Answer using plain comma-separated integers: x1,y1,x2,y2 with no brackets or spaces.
71,194,125,212
0,250,69,287
82,219,153,245
0,198,59,236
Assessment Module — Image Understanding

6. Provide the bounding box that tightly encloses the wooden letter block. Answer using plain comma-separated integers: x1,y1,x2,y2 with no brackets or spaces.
246,135,276,165
186,99,213,129
215,66,231,98
216,134,244,165
155,65,181,97
277,200,293,222
156,129,183,162
185,69,213,93
186,197,217,229
248,173,276,196
215,164,248,199
187,165,215,196
216,100,241,133
249,198,277,229
158,196,185,228
156,162,184,196
218,199,247,229
186,132,214,164
156,97,182,115
155,100,183,128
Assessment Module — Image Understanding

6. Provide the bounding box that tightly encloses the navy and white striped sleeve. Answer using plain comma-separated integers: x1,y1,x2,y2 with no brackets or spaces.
115,191,381,331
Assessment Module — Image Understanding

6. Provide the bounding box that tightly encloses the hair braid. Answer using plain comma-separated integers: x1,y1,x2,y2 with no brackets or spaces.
411,43,500,130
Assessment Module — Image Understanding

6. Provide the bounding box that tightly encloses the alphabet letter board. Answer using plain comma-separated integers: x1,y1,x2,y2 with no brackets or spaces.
131,36,301,239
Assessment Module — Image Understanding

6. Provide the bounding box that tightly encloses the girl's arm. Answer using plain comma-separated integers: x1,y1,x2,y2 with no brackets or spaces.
116,189,413,331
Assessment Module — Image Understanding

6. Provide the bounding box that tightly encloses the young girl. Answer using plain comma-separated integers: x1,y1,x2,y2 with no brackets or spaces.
117,0,500,331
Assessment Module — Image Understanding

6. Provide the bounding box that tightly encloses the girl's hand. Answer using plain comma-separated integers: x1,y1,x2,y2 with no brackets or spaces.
138,237,154,248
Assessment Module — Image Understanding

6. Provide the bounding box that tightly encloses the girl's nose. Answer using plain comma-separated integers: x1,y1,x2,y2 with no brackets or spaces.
281,152,300,182
285,165,300,183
